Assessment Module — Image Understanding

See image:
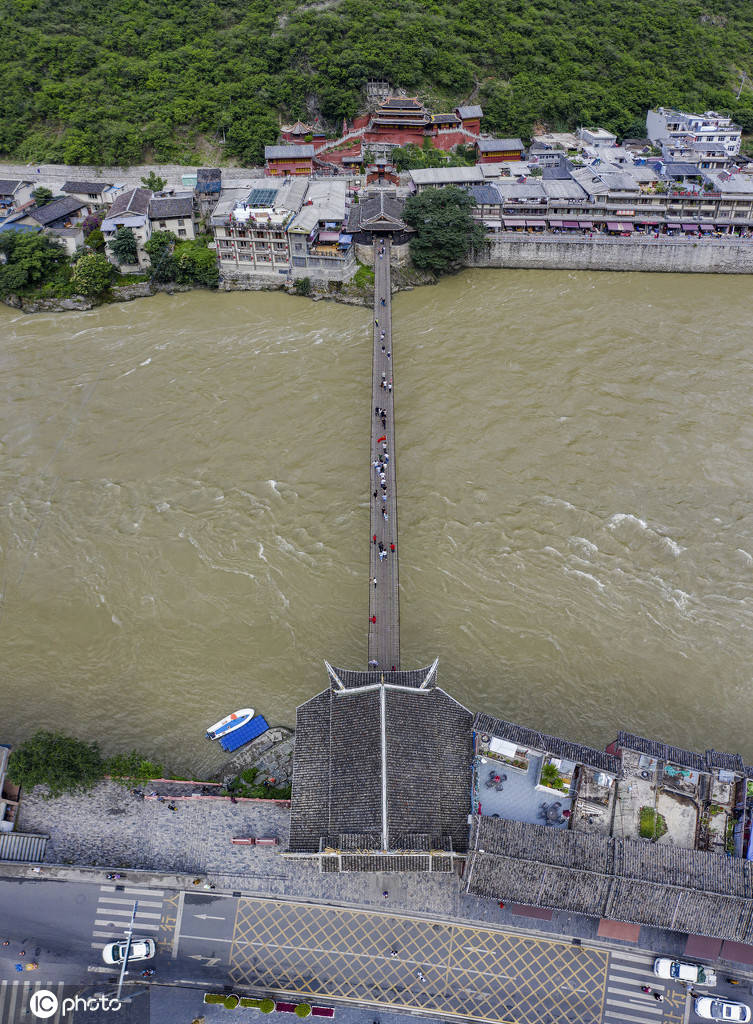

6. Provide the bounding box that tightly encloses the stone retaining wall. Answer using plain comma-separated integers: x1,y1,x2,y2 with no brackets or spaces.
471,235,753,274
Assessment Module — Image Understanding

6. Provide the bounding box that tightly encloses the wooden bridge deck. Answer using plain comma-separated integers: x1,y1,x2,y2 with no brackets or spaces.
367,239,400,670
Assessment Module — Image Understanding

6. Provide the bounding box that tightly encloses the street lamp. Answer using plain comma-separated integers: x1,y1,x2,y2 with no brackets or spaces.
115,900,138,1002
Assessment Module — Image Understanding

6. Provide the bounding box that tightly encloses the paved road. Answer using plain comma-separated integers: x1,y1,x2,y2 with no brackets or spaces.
368,239,400,670
2,878,752,1024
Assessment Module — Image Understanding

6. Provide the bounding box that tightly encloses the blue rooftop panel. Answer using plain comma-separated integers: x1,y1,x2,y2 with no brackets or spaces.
219,714,269,752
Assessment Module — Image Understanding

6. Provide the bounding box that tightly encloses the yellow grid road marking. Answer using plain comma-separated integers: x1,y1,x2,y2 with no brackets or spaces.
228,898,608,1024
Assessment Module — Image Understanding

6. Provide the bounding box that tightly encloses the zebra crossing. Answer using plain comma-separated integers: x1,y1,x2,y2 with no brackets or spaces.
90,883,167,960
0,979,69,1024
603,948,684,1024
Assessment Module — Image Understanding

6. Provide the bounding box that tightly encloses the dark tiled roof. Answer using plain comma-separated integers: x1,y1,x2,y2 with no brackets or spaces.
108,187,152,218
707,749,745,773
197,167,221,183
61,181,111,194
616,731,706,772
379,96,425,111
289,672,473,859
476,137,525,153
265,144,314,160
358,194,408,230
329,666,434,690
0,179,25,195
149,196,194,219
28,196,87,226
466,816,753,941
456,104,483,119
431,113,460,125
467,185,502,205
334,854,455,872
475,713,620,774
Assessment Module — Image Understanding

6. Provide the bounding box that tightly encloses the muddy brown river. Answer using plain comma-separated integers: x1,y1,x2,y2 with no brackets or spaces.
1,270,752,775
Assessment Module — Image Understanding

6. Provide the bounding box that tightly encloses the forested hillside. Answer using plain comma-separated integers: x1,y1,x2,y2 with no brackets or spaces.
3,0,753,166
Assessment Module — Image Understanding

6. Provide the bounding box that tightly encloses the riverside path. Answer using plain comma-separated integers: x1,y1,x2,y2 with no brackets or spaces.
368,238,400,670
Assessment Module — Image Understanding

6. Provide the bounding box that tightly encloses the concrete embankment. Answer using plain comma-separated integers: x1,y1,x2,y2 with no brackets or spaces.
471,234,753,273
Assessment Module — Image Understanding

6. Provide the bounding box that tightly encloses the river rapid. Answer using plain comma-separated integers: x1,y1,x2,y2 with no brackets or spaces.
1,271,752,775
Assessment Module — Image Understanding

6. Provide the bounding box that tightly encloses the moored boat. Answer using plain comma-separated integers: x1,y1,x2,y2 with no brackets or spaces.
206,708,254,741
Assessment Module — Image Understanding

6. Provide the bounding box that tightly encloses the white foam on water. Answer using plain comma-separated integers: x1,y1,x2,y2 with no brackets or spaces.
542,546,563,558
570,536,598,557
661,535,685,557
258,542,268,562
111,615,122,626
155,502,170,513
564,566,606,591
268,479,281,497
608,512,649,531
736,548,753,566
139,358,152,367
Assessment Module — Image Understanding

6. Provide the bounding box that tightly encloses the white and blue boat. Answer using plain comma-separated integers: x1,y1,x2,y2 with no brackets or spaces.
206,708,254,741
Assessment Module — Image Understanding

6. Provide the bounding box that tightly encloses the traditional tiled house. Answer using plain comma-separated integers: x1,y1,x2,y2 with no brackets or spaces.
101,187,152,265
475,137,526,163
149,195,196,240
287,663,473,871
60,181,116,207
0,179,35,216
264,144,315,177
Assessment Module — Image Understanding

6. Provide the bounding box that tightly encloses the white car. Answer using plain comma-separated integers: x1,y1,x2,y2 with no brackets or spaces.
694,996,752,1022
102,938,156,965
654,957,717,986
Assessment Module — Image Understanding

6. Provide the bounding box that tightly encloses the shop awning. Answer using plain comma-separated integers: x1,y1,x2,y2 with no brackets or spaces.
606,222,622,230
548,219,562,227
483,220,502,228
699,222,715,231
504,218,527,227
563,220,579,229
318,230,340,242
635,219,660,225
682,223,698,232
578,221,594,228
338,233,352,244
526,219,546,227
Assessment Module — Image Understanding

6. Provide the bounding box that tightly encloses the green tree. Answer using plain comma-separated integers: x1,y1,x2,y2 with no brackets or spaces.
106,750,164,785
71,251,114,295
174,240,219,286
145,229,178,281
110,226,138,265
85,227,105,252
7,731,105,797
403,186,486,274
141,171,166,192
0,232,67,296
295,276,312,296
31,186,54,206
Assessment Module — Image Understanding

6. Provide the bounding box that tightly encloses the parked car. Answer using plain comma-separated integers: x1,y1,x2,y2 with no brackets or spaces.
653,957,717,986
694,996,751,1022
102,938,156,965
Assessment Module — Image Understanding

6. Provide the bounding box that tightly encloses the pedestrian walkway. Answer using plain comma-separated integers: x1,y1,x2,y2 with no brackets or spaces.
0,979,67,1024
368,238,400,670
603,949,684,1024
90,883,169,960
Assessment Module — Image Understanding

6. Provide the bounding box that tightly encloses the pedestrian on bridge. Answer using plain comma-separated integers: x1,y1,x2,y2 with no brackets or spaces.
372,577,377,588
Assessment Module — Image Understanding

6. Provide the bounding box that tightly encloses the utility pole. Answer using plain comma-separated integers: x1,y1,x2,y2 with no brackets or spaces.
115,900,138,1002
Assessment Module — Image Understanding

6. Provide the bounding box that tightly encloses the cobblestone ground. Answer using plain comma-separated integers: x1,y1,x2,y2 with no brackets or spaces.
15,780,692,955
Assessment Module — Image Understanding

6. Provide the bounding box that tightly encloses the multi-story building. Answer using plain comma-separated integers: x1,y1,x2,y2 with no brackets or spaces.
264,145,314,177
475,137,526,163
286,179,354,280
61,180,117,207
211,178,308,276
148,194,197,240
647,107,741,156
577,126,617,149
102,187,153,265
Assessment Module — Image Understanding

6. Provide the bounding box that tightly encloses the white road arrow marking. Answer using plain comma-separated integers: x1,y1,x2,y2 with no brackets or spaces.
194,913,226,921
187,954,222,966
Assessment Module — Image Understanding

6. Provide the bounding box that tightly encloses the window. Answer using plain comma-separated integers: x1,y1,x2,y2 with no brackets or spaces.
178,219,185,226
159,221,166,228
178,229,186,236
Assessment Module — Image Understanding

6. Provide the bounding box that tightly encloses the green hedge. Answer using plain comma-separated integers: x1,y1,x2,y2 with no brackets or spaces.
260,999,275,1013
204,993,225,1004
295,1005,312,1018
240,998,262,1008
